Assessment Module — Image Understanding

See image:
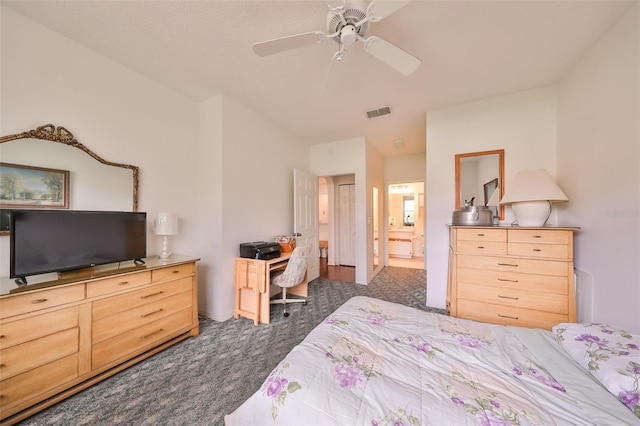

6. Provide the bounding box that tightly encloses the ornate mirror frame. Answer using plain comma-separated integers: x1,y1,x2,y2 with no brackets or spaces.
455,149,504,220
0,124,139,235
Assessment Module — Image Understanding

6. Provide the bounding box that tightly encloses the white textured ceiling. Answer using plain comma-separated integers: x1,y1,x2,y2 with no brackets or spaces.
3,0,634,157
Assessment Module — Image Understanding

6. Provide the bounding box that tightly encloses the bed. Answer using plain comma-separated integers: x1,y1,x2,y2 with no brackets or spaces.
225,296,640,425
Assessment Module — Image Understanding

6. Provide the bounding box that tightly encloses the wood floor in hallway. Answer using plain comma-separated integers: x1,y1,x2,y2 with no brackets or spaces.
319,257,355,282
318,256,425,282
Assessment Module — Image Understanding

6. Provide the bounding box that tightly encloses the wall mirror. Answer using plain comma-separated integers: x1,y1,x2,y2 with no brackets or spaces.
455,149,504,220
0,124,139,235
402,195,415,226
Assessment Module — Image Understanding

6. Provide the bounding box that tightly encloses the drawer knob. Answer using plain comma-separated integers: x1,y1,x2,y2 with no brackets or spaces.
498,314,519,320
497,278,519,283
477,246,485,249
141,291,164,299
141,329,164,340
533,235,542,238
498,295,519,300
0,335,5,339
532,249,542,252
118,281,130,286
172,270,180,274
141,308,164,318
498,263,518,267
32,298,48,304
0,363,5,368
477,233,485,236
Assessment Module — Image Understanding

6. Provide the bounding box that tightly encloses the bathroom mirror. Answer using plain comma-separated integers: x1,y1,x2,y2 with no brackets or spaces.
455,149,504,220
0,124,139,235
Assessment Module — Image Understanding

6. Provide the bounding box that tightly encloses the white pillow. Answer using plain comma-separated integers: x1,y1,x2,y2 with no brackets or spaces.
552,323,640,418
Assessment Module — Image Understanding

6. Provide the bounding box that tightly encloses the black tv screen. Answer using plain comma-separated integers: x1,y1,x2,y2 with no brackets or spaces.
10,210,146,280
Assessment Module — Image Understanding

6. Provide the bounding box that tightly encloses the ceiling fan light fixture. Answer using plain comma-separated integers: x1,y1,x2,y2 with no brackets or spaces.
340,25,358,45
254,0,420,76
327,1,369,40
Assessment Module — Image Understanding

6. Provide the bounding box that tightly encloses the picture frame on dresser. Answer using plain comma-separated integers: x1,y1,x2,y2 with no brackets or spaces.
483,177,498,217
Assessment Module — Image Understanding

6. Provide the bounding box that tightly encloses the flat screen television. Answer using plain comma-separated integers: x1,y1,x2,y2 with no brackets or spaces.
10,210,146,283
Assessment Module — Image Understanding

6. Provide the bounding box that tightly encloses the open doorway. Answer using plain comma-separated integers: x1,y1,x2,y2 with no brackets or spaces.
387,181,424,270
318,175,356,282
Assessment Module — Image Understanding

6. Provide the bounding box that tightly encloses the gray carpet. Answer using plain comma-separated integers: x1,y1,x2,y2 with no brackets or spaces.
21,266,446,426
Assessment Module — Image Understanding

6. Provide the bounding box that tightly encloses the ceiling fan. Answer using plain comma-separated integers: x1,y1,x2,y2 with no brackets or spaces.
252,0,421,76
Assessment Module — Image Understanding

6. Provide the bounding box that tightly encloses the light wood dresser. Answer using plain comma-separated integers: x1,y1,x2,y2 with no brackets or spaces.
0,255,199,425
447,226,578,330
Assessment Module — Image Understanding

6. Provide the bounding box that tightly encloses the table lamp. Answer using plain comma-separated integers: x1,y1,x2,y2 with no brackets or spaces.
500,169,568,227
154,212,178,259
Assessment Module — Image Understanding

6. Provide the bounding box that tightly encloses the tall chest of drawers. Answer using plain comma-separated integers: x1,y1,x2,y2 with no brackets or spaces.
0,256,199,425
447,226,578,330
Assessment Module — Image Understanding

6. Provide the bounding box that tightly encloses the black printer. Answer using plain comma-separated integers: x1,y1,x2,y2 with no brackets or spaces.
239,241,281,260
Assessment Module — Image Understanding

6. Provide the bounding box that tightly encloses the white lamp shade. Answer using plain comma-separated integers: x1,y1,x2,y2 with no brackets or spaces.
500,170,568,227
500,169,568,204
154,212,178,235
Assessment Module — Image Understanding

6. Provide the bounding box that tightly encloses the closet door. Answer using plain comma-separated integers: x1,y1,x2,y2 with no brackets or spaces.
338,184,355,266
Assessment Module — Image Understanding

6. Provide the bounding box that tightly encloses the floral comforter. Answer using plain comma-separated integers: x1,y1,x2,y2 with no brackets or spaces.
225,296,638,425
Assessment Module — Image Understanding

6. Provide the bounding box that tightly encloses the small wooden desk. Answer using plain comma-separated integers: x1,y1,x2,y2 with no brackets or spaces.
234,253,308,325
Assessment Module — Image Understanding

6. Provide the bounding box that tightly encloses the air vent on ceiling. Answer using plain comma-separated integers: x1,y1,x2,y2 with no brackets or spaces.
366,106,391,119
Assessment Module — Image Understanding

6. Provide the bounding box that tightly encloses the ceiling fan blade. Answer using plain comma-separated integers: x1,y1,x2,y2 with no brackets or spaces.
253,32,325,57
364,36,421,76
367,0,412,21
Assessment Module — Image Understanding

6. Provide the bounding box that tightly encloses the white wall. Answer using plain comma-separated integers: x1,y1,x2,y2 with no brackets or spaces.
0,6,198,277
1,7,309,323
556,4,639,332
197,95,308,321
384,153,426,184
366,143,384,280
426,86,558,309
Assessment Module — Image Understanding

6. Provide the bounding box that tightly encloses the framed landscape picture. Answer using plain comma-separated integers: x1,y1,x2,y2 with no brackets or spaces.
0,162,70,209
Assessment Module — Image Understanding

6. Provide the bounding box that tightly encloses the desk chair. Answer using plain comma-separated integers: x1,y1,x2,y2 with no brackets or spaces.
270,246,310,317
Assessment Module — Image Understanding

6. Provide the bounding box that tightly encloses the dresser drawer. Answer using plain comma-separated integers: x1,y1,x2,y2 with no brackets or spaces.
0,284,85,319
507,229,570,245
457,300,568,329
456,228,507,242
507,242,569,259
0,354,78,414
457,240,507,256
86,270,152,298
457,255,569,277
456,268,568,295
92,277,192,321
0,328,79,381
93,289,192,344
152,262,195,283
92,308,193,370
0,306,79,350
458,282,568,314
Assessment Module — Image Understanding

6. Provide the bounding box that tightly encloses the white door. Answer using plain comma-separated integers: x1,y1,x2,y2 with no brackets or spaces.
294,168,319,281
338,184,356,266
